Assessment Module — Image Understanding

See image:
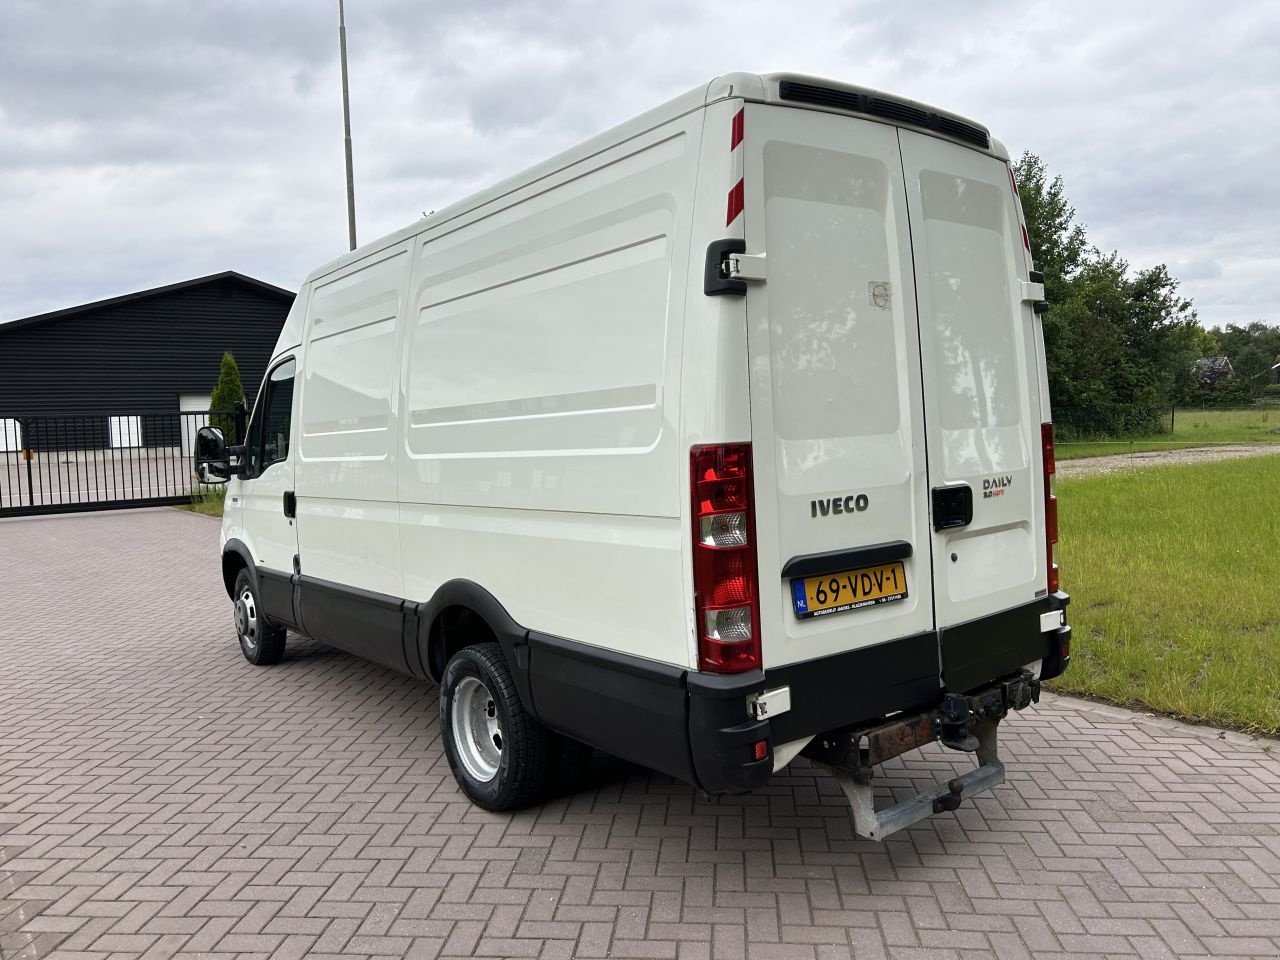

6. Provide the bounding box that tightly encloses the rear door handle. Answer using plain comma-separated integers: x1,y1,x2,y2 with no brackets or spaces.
931,484,972,531
283,490,296,518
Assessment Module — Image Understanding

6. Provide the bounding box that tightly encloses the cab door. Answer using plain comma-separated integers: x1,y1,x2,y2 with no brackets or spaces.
240,357,300,623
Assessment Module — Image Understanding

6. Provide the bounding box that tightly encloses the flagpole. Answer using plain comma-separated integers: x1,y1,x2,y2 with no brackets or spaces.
339,0,357,251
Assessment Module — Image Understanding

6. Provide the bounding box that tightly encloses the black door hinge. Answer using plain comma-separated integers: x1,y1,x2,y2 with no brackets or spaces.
704,238,747,296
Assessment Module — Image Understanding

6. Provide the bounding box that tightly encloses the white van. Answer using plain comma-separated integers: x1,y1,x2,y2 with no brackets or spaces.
197,72,1070,840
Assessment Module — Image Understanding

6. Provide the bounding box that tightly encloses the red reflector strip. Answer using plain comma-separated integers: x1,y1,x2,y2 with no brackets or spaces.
753,740,769,762
1020,223,1031,251
730,108,744,150
1009,166,1019,196
726,180,744,226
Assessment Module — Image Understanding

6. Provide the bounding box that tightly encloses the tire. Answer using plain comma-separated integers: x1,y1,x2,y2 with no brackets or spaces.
232,568,287,666
440,642,552,811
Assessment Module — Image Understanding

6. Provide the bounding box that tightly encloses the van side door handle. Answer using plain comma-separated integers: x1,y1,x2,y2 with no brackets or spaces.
931,484,972,531
283,491,297,518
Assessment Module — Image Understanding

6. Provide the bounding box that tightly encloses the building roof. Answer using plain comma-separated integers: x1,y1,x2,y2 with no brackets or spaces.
1194,356,1234,373
1,271,294,333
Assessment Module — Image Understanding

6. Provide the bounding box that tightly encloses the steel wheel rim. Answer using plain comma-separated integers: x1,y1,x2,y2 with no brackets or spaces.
236,588,258,650
451,675,502,782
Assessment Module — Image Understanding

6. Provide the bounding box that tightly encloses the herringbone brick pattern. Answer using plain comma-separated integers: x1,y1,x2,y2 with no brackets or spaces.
2,510,1279,960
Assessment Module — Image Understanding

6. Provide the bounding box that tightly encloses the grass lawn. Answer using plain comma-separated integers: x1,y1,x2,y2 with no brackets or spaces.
1050,455,1280,735
179,486,226,517
1058,406,1280,460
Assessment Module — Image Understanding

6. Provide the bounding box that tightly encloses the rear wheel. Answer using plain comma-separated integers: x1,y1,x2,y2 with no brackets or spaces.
440,642,552,810
233,569,286,665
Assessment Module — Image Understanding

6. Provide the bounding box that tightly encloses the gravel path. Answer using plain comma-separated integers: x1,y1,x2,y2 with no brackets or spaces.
1059,442,1280,478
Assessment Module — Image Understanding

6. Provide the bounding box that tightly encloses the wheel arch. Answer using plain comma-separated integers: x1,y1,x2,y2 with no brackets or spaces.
417,580,534,711
222,539,255,599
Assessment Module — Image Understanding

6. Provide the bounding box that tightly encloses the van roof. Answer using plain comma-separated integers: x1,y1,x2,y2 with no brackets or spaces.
305,72,1004,284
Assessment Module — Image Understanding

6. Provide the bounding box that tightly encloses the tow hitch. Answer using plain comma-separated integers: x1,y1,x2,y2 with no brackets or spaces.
802,671,1039,840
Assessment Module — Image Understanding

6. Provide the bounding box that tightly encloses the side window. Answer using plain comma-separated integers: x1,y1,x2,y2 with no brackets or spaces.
260,359,296,469
245,358,295,476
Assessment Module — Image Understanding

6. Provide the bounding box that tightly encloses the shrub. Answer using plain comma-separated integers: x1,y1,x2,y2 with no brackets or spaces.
210,352,245,444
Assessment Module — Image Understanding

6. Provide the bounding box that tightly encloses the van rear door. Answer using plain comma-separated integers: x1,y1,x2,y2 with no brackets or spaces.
740,104,936,669
897,129,1046,639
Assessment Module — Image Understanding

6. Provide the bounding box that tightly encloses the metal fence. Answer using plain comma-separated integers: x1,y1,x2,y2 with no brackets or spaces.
0,411,228,517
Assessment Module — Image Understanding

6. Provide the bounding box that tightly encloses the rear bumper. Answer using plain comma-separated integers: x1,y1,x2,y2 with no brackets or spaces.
686,591,1070,794
940,591,1071,692
523,593,1068,797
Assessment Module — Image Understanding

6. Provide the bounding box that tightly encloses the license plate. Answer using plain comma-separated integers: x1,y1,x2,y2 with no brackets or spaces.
791,561,908,619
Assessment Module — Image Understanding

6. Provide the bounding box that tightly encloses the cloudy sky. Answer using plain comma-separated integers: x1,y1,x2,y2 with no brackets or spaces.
2,0,1276,328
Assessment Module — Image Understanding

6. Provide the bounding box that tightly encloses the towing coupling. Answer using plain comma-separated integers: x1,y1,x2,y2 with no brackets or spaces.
803,670,1040,840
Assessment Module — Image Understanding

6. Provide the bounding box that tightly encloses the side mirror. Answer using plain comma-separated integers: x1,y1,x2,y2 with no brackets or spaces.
195,425,231,484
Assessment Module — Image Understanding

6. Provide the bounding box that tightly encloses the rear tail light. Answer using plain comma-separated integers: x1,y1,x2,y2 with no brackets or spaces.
1041,422,1059,593
691,444,761,673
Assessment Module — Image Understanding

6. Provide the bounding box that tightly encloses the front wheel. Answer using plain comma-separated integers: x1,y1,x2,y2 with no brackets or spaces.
232,569,286,665
440,642,552,810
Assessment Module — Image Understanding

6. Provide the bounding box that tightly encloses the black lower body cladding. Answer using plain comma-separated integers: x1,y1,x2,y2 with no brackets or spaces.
939,592,1072,692
524,631,699,787
524,595,1070,794
232,555,1069,796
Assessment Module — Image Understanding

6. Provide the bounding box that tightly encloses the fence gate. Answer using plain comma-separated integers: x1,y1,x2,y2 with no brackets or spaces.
0,412,229,517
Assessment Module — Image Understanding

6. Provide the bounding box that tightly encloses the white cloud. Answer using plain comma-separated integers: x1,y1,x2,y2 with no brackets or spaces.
1,0,1276,328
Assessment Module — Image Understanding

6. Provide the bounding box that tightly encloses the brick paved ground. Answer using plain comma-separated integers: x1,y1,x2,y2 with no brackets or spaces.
2,509,1279,960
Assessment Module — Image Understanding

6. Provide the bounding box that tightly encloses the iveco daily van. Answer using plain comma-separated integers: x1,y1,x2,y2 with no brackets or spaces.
196,72,1070,840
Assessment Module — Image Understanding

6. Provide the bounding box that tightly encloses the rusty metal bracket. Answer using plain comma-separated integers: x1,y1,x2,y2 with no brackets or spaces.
802,671,1038,839
801,669,1038,779
824,715,1005,841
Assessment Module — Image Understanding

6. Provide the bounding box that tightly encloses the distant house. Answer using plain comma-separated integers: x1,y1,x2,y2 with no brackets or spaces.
1193,356,1235,388
1271,361,1280,385
0,272,293,453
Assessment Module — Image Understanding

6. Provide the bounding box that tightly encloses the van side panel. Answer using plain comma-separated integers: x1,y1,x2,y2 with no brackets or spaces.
293,244,410,668
398,115,702,668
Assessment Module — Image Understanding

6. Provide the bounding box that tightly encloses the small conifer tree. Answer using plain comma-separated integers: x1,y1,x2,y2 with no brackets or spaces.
210,352,245,444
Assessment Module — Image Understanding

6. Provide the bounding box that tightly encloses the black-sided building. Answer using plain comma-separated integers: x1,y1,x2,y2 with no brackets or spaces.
0,272,293,452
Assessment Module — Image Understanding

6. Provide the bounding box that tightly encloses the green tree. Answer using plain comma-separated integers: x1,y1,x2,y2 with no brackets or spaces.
1014,152,1202,436
1172,326,1220,404
1205,322,1280,402
210,352,245,445
1013,153,1087,297
1213,321,1280,366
